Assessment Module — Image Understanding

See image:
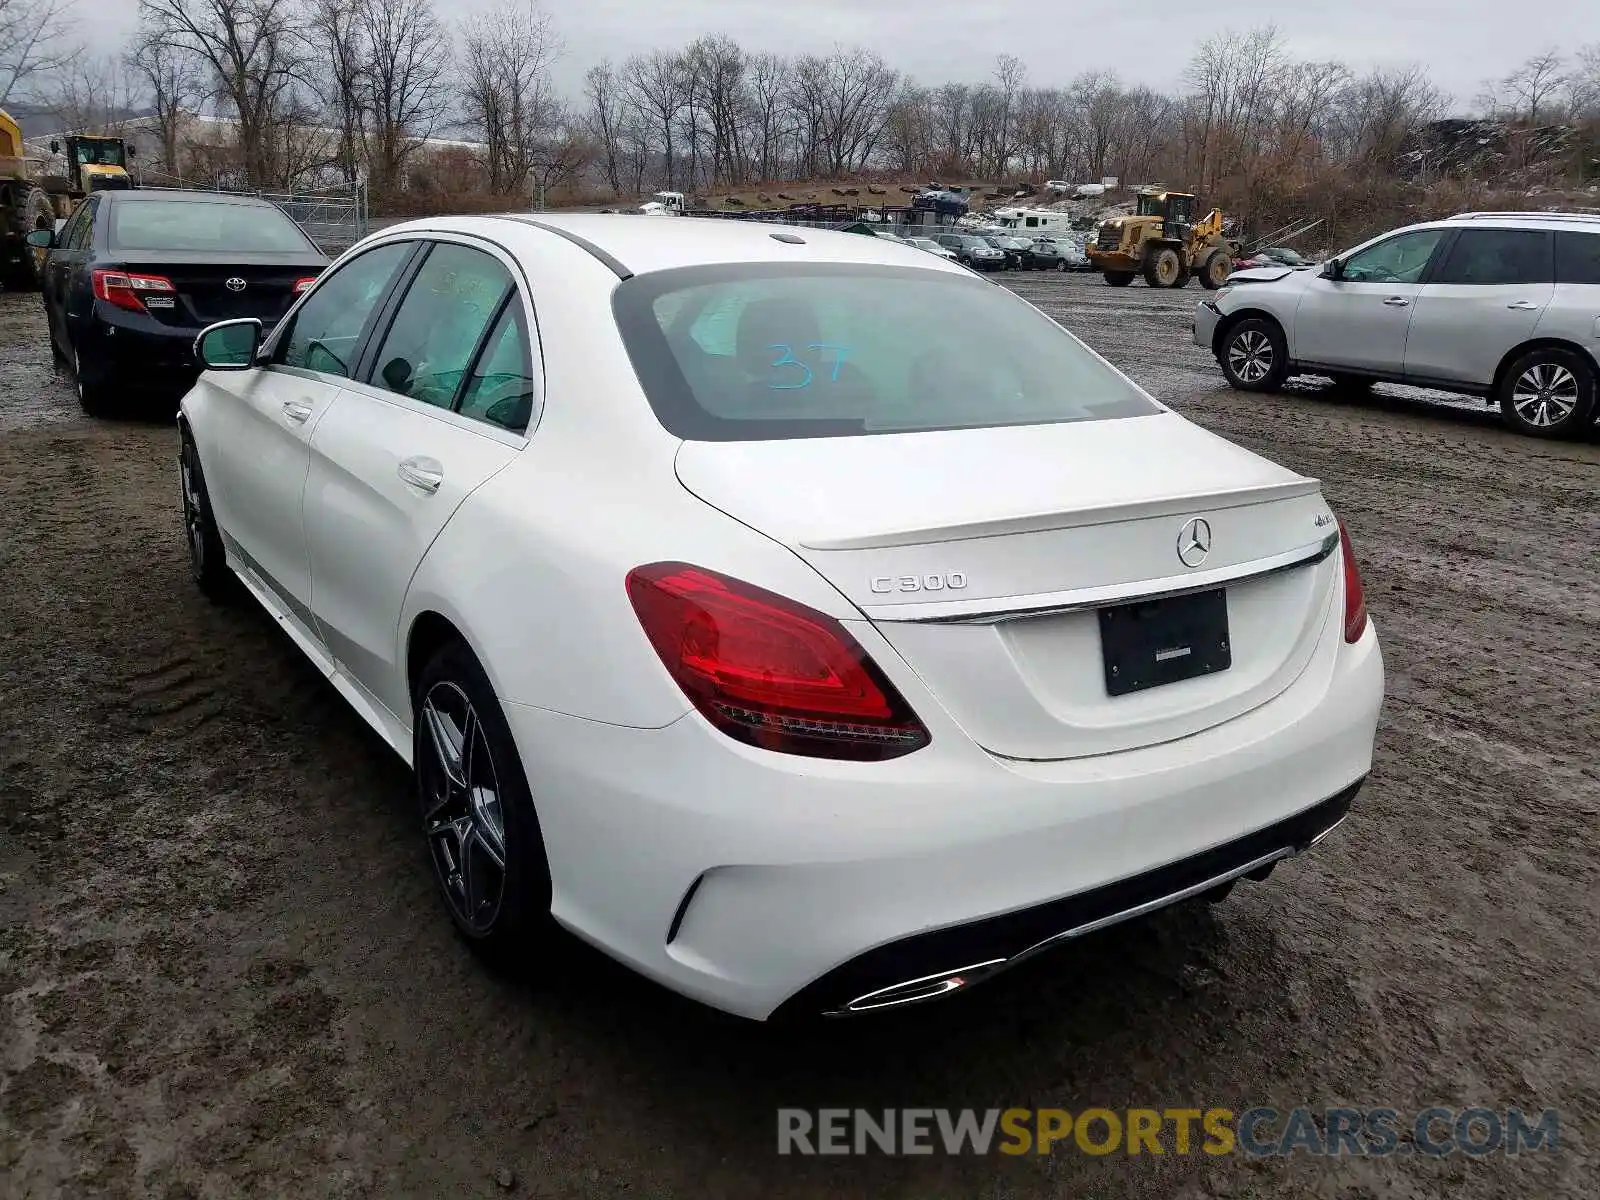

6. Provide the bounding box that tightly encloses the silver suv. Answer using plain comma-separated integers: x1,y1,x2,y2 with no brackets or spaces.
1193,212,1600,439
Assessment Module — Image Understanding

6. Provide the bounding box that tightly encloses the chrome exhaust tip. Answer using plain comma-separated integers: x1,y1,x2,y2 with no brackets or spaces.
829,959,1008,1016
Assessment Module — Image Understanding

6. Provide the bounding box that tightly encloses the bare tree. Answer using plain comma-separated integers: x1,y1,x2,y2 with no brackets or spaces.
459,0,562,194
582,60,624,194
1566,43,1600,119
623,50,687,189
1501,49,1566,124
138,0,306,186
744,51,789,182
0,0,80,106
45,53,138,133
304,0,366,185
129,31,202,176
361,0,449,194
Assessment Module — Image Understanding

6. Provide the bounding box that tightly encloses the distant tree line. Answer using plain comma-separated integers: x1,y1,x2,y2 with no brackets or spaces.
3,0,1598,204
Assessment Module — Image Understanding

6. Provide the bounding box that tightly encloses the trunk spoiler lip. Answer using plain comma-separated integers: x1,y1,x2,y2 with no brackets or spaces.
797,476,1324,552
860,529,1340,624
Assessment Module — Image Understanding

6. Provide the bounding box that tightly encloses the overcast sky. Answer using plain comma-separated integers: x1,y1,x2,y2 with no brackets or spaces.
87,0,1582,112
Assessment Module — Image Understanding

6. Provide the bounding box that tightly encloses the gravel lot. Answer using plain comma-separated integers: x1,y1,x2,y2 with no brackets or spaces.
2,272,1597,1199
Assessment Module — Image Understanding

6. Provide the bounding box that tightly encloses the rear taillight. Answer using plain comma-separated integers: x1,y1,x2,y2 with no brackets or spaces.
1338,519,1368,643
293,276,319,293
626,562,930,761
92,268,175,312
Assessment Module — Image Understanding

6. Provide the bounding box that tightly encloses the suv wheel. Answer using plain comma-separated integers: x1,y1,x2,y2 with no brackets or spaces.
1498,348,1596,439
1219,318,1289,392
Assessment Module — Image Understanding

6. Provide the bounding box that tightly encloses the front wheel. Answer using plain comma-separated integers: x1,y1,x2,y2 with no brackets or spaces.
1219,317,1289,392
1497,348,1596,439
1198,249,1232,290
415,640,553,969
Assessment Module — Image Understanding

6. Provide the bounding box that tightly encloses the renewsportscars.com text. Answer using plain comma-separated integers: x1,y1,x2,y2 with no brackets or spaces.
776,1106,1560,1157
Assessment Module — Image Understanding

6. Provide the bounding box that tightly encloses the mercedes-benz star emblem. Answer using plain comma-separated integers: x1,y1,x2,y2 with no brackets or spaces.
225,277,246,292
1177,517,1212,568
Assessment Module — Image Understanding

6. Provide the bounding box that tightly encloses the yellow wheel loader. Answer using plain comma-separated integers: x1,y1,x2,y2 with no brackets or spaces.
0,111,134,290
1086,188,1236,290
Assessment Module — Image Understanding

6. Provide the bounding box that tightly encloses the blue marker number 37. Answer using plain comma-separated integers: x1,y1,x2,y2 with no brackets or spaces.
767,342,850,390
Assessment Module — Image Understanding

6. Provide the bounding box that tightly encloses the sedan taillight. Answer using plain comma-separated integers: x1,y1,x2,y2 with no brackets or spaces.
92,269,175,312
1337,519,1369,643
293,276,319,294
626,562,930,761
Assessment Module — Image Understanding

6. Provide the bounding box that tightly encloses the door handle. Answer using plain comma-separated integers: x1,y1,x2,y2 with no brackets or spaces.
1506,300,1539,311
282,400,314,423
397,456,443,494
1383,296,1411,307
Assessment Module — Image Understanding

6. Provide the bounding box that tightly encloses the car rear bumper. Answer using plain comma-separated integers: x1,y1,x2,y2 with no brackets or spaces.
502,620,1384,1021
74,304,206,388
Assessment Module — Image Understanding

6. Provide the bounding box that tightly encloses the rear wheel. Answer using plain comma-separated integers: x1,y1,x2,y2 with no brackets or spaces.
1104,271,1134,287
73,345,114,417
1142,245,1183,288
1219,317,1289,392
179,432,234,601
1497,347,1596,439
414,639,553,970
1199,249,1232,290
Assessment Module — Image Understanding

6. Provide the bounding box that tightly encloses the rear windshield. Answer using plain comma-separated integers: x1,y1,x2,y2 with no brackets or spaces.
110,199,316,254
612,263,1162,441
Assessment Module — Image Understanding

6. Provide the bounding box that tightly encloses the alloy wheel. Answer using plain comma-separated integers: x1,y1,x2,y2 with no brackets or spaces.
419,681,507,934
1511,362,1578,428
1228,330,1273,384
179,449,208,579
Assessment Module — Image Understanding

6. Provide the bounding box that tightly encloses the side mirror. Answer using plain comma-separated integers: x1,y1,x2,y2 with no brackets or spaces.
25,229,53,249
1321,259,1343,280
195,319,263,370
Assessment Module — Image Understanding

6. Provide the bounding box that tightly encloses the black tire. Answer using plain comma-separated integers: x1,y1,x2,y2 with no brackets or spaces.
1198,248,1231,290
2,187,56,291
1056,258,1068,272
43,305,67,365
414,639,553,969
1497,346,1596,439
1218,317,1290,392
1104,271,1134,287
179,432,234,601
72,344,114,416
1142,245,1183,288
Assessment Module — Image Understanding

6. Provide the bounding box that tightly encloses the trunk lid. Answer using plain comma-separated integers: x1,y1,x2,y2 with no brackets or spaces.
675,415,1342,761
119,251,326,327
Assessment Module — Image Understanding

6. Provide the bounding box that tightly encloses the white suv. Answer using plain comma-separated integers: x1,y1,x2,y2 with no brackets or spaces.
1193,212,1600,439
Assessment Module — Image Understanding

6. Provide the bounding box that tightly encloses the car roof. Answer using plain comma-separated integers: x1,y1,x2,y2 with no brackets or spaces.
103,189,277,208
386,212,975,279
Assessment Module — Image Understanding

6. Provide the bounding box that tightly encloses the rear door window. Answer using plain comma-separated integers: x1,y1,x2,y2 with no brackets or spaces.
1432,229,1553,285
1554,230,1600,285
278,241,413,378
365,242,515,410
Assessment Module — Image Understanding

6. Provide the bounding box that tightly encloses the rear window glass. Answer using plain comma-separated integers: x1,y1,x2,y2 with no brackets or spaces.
612,263,1161,441
110,199,316,254
1555,230,1600,285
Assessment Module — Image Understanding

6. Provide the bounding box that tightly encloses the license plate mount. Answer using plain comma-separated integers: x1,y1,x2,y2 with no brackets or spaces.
1098,588,1231,697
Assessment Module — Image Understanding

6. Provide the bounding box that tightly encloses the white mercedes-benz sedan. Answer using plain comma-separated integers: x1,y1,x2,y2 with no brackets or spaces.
178,215,1384,1020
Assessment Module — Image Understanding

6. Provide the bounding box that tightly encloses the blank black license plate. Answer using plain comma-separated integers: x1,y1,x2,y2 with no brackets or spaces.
1098,588,1231,697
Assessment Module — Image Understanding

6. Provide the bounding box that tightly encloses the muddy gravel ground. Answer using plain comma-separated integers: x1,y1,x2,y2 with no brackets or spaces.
2,275,1597,1199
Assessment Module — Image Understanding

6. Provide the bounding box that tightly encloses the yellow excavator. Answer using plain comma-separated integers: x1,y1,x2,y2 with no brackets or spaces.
0,109,133,290
1087,188,1235,289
